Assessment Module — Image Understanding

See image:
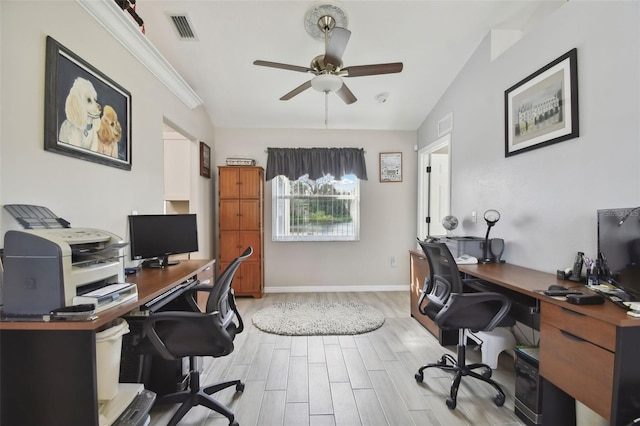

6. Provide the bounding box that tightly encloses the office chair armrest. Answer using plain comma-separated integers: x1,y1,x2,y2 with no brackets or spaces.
435,292,512,332
417,277,433,315
143,310,231,360
228,288,244,333
182,284,215,312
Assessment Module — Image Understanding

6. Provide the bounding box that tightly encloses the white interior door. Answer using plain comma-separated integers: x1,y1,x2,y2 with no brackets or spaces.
417,135,450,240
429,152,450,236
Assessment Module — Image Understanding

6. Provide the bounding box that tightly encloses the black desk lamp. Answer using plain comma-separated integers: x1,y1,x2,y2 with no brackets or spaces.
481,209,500,263
618,206,640,226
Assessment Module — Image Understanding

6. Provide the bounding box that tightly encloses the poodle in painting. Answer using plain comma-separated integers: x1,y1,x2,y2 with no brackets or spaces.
97,105,122,158
58,77,102,151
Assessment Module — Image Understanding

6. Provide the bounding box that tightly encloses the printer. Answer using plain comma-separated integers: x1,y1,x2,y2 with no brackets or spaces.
2,228,127,316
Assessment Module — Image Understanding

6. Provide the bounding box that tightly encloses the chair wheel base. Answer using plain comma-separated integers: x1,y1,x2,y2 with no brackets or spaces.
446,397,456,409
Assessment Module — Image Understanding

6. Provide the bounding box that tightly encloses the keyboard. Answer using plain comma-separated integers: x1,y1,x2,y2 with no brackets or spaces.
112,389,156,426
142,279,197,311
587,283,635,305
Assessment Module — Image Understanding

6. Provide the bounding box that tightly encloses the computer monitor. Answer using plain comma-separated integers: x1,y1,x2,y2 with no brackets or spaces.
128,214,199,268
597,207,640,300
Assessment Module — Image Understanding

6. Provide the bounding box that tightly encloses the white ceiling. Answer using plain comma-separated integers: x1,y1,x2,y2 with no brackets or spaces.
136,1,565,131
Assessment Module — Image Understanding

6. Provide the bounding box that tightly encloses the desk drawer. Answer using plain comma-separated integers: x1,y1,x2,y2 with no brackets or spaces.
542,302,616,351
540,321,614,419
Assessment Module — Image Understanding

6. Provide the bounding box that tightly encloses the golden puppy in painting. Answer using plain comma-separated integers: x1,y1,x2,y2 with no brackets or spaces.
97,105,122,158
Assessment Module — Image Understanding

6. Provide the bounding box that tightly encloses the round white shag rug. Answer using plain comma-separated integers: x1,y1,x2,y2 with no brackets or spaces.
251,301,385,336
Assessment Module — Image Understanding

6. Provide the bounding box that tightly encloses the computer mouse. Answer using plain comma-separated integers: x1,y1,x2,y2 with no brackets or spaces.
548,284,568,291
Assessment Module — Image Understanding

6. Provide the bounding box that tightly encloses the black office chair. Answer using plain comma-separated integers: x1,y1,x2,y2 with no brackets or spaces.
414,240,515,410
138,246,253,426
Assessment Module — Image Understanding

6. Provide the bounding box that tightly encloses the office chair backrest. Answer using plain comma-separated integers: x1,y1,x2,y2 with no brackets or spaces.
418,241,465,308
206,246,253,327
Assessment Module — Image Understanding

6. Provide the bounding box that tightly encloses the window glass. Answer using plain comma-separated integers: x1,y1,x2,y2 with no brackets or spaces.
272,174,360,241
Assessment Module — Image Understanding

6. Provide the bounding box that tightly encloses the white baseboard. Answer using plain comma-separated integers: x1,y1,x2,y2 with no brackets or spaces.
264,285,409,293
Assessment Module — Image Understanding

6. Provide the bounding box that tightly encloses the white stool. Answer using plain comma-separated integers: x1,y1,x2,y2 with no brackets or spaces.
465,327,516,369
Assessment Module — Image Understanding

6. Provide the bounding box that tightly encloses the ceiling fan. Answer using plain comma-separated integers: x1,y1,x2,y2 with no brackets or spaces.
253,2,403,105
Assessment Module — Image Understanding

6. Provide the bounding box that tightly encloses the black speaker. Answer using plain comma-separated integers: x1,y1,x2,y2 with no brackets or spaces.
489,238,505,263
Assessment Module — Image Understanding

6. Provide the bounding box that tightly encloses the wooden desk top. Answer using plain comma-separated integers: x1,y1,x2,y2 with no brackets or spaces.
411,250,638,328
457,261,640,328
457,262,566,296
0,259,214,331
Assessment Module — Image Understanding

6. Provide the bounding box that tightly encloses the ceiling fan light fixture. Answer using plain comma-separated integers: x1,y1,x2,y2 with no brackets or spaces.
311,74,343,93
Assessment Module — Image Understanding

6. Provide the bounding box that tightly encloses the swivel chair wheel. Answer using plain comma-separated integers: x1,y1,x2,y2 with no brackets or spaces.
482,369,492,379
236,382,245,392
446,397,457,409
230,421,239,426
494,393,505,407
414,373,424,383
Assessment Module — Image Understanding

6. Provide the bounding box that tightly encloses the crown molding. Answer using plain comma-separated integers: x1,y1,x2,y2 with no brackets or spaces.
76,0,203,109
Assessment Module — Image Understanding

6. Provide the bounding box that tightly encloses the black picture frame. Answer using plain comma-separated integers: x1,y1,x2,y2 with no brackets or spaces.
44,36,132,170
200,141,211,178
504,48,578,157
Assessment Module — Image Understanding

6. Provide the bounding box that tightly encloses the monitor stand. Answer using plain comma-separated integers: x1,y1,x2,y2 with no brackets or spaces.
141,256,180,268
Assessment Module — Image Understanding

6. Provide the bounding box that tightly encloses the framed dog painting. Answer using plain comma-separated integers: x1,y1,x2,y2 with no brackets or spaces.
44,36,132,170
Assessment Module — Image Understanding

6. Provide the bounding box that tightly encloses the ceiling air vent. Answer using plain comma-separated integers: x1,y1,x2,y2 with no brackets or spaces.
169,14,197,40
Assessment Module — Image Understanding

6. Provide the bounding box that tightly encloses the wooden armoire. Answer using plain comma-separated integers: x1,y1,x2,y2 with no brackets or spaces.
218,166,264,298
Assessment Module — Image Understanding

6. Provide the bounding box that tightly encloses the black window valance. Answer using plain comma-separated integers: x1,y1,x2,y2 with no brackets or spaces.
265,147,368,181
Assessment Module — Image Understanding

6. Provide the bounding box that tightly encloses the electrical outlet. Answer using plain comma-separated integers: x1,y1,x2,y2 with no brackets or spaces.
471,211,477,223
390,256,397,267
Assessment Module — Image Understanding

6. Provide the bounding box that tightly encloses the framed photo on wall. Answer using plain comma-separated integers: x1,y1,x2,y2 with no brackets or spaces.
200,141,211,178
44,36,132,170
379,152,402,182
504,48,578,157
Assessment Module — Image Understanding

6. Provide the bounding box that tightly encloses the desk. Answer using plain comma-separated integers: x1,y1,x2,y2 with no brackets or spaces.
0,259,214,426
409,251,640,425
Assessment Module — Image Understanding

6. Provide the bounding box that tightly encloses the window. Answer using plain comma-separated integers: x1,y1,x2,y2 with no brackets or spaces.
272,174,360,241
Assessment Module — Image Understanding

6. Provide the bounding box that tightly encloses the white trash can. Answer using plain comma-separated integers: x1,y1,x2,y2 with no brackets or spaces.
576,400,608,426
95,318,130,401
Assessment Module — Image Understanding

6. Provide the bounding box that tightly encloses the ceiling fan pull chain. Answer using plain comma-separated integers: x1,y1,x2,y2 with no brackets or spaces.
325,92,329,128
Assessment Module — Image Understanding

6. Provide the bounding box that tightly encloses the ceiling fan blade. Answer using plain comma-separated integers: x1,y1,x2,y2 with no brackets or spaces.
324,27,351,68
253,60,313,74
335,82,357,105
280,80,313,100
342,62,404,77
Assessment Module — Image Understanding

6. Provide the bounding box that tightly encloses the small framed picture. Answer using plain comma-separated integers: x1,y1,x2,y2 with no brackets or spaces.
379,152,402,182
200,141,211,178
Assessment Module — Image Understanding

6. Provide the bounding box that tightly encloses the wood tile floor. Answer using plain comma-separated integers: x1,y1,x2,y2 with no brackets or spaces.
149,291,526,426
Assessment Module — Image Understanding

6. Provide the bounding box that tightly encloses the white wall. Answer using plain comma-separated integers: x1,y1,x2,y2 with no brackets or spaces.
0,1,216,260
214,128,417,291
417,1,640,273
